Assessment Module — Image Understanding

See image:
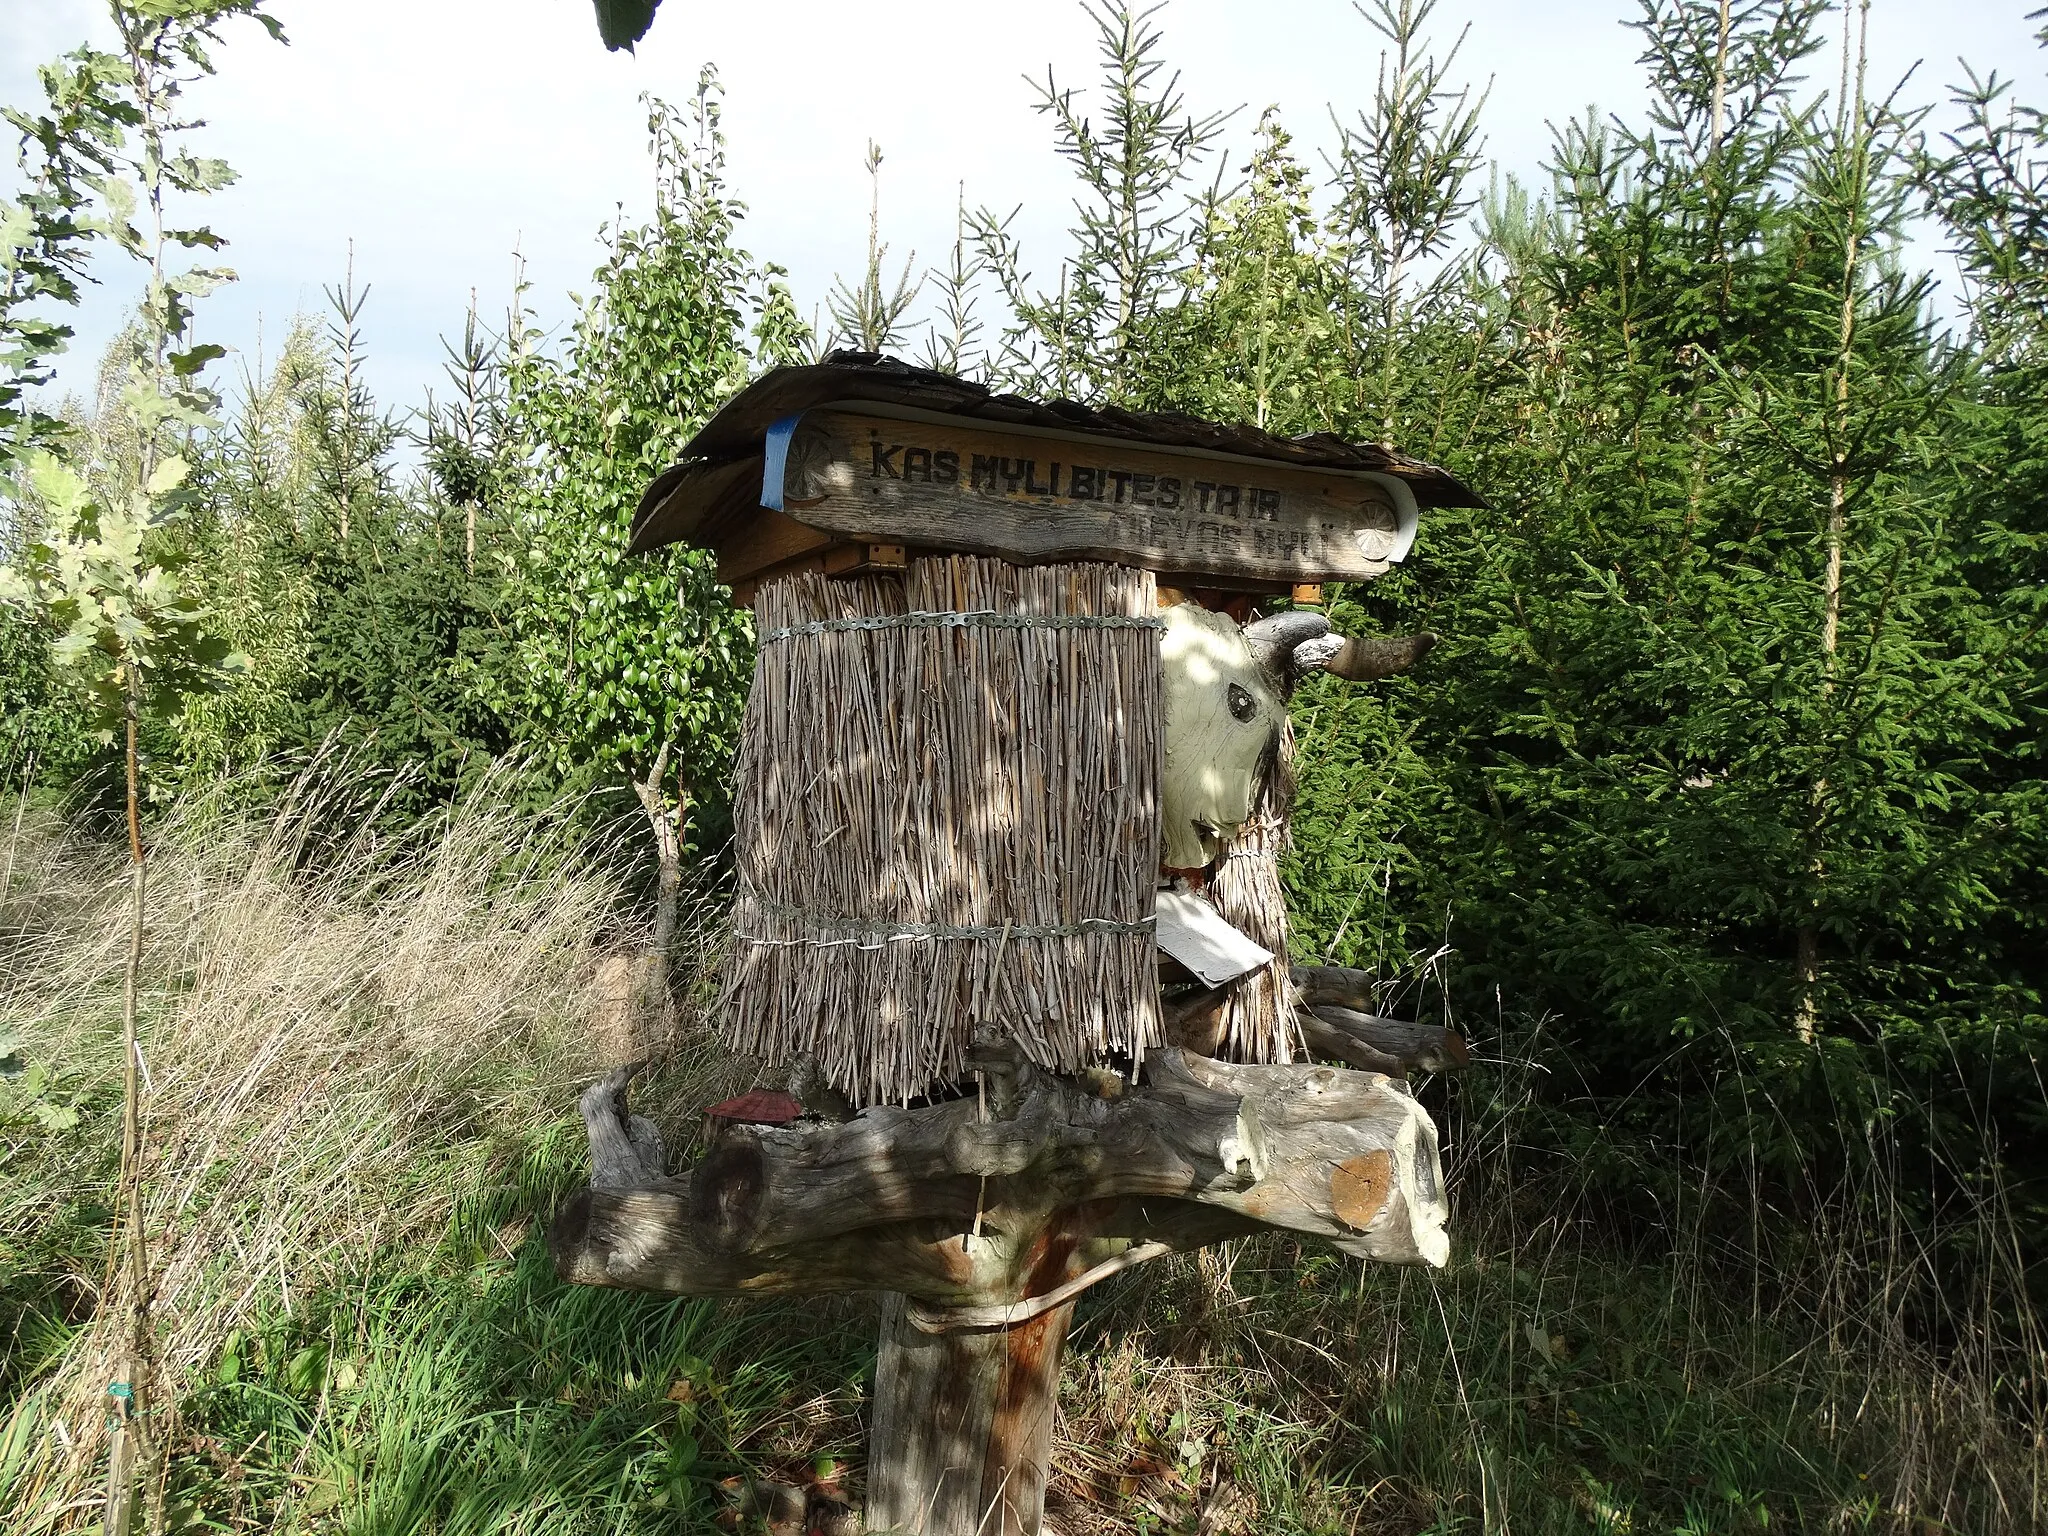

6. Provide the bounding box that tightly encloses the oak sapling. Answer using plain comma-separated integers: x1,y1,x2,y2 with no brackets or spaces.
0,1,278,1528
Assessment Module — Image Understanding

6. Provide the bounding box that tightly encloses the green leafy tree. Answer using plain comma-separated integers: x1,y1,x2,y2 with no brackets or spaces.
216,284,510,818
973,1,1226,402
1,52,143,788
1912,6,2048,1217
168,320,321,780
1328,0,1487,444
1150,112,1342,430
919,183,987,377
977,0,2044,1264
826,141,921,354
423,289,505,570
1266,0,2048,1256
493,75,807,1019
0,49,132,471
303,251,399,545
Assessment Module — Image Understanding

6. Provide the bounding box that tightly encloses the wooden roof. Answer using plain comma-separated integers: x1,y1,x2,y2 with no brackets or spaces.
629,351,1484,596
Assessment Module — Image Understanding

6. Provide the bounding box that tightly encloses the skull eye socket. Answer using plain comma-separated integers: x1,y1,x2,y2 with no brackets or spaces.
1227,683,1258,722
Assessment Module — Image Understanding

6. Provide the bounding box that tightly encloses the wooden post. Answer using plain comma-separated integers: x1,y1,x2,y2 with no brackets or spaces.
868,1292,1073,1536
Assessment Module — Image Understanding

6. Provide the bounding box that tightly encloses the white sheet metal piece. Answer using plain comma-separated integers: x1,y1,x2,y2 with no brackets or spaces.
1154,887,1274,987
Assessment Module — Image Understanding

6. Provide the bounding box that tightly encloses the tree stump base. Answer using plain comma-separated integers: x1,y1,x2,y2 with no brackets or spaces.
549,1047,1448,1534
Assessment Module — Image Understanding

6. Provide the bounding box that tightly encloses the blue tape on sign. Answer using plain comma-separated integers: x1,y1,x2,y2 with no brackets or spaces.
760,413,803,513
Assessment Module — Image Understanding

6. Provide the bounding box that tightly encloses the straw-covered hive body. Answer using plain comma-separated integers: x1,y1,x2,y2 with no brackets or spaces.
725,554,1163,1107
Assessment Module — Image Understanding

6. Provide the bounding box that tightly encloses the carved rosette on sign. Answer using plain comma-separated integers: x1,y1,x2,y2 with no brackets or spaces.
560,353,1487,1536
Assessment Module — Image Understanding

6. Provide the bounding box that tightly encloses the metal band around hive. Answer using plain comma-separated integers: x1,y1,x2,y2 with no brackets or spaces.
736,892,1156,950
759,610,1166,644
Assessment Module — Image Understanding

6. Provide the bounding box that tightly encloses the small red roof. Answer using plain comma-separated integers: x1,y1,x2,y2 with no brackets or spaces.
704,1089,803,1125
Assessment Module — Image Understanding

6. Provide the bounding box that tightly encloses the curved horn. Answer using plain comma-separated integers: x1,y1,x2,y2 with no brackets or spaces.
1317,631,1438,681
1241,611,1331,681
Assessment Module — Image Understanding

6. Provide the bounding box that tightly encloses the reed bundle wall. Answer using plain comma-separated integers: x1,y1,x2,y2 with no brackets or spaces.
725,556,1163,1107
1207,716,1300,1063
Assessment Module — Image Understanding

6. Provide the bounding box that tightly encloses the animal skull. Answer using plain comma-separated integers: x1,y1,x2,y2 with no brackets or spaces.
1160,602,1436,870
1161,604,1285,869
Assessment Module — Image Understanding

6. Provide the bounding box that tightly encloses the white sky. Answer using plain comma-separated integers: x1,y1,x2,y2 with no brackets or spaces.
2,0,2041,425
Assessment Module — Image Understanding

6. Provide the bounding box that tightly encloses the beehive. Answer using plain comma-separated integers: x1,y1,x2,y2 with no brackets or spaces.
631,353,1482,1102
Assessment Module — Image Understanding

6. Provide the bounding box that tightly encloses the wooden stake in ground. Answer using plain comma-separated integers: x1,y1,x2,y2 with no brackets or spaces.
629,737,688,1045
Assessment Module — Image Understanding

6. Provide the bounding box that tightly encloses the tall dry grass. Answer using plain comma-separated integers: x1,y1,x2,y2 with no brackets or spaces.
0,761,722,1531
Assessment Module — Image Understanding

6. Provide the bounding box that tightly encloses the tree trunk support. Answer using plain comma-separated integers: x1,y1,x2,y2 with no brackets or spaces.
549,1047,1450,1533
869,1286,1074,1536
628,740,686,1043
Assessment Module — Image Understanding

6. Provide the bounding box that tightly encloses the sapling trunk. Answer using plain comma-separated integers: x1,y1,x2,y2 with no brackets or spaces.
1709,0,1732,155
104,668,158,1535
630,739,685,1042
1796,0,1872,1045
19,7,272,1517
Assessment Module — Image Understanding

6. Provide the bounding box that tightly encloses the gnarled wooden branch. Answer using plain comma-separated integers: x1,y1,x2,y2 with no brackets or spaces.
549,1047,1449,1303
1295,1005,1470,1075
579,1061,667,1190
1292,965,1471,1075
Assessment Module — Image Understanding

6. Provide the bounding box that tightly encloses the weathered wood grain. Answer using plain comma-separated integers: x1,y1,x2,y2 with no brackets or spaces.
905,1241,1173,1332
1293,1011,1405,1075
1297,1005,1471,1075
555,1048,1450,1536
704,499,838,586
1291,966,1471,1075
1290,964,1385,1011
766,410,1412,585
1159,1051,1448,1259
549,1047,1449,1300
578,1063,666,1192
869,1283,1073,1536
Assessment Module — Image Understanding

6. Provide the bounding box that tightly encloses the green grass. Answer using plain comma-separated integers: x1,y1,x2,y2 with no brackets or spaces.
146,1151,871,1536
1057,1235,1907,1534
4,1123,1935,1536
9,1164,870,1536
7,1097,2037,1535
1,776,2042,1534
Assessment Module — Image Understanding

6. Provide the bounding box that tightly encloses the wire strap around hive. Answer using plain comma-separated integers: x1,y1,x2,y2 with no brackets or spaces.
726,556,1164,1108
761,611,1165,642
736,895,1154,946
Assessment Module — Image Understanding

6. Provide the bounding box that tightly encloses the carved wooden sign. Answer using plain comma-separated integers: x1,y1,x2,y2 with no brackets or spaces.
766,409,1419,585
